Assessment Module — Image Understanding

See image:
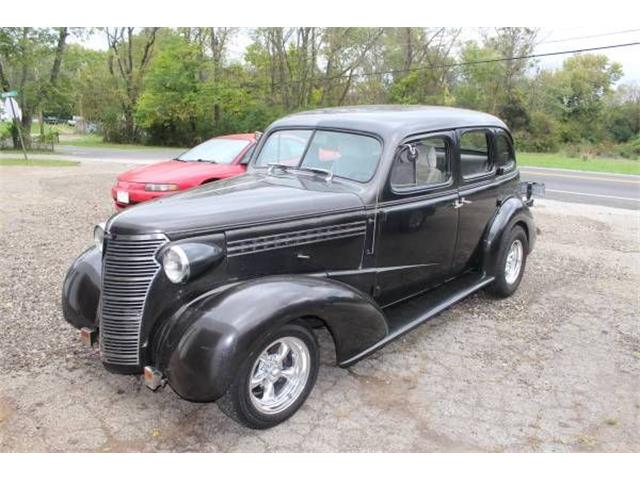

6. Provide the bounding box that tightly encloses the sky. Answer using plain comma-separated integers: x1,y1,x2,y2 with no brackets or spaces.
71,27,640,83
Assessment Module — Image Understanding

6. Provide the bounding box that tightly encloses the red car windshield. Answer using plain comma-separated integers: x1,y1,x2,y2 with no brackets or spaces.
177,138,251,164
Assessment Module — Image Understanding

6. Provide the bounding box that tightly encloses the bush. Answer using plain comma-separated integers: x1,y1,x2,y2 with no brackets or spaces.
513,111,560,152
0,122,12,147
615,135,640,159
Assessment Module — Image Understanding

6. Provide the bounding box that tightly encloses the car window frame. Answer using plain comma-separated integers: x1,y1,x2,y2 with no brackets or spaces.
387,132,455,196
250,126,384,184
457,127,496,183
493,128,517,174
238,144,256,165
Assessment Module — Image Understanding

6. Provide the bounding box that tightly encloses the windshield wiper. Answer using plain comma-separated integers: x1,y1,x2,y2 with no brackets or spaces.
296,166,333,182
267,162,290,175
267,163,333,182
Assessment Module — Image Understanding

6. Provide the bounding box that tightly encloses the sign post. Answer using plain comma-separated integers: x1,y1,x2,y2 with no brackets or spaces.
1,91,28,162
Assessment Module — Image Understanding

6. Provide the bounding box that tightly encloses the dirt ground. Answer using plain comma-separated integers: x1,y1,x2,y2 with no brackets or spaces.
0,163,638,452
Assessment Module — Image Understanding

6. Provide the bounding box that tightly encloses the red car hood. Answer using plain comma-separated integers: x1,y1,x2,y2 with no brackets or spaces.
118,160,243,186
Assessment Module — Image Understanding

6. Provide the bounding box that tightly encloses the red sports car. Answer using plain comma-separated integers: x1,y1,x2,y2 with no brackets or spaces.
111,133,257,209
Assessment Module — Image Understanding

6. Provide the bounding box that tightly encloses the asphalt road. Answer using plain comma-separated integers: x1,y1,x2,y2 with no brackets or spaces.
520,167,640,211
56,144,184,164
8,145,640,210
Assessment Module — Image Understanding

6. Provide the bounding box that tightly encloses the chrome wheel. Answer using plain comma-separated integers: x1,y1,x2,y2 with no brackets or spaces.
504,239,524,285
249,336,311,415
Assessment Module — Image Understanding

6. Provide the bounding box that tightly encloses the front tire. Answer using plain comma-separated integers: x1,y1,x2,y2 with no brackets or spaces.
488,225,528,298
217,323,319,429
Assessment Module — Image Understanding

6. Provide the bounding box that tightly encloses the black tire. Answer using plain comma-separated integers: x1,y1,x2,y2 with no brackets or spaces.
488,225,528,298
217,323,319,429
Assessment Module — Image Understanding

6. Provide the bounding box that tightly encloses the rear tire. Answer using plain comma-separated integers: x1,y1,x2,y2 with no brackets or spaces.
488,225,528,298
217,323,319,429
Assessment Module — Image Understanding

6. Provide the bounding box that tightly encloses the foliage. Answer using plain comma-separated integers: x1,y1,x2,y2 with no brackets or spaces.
615,135,640,159
1,27,638,157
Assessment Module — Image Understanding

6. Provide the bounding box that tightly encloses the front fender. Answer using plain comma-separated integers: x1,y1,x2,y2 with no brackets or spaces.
156,275,388,402
61,246,102,329
482,196,536,276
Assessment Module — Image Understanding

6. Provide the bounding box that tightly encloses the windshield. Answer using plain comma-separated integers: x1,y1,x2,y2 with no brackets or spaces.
254,129,382,182
177,138,251,164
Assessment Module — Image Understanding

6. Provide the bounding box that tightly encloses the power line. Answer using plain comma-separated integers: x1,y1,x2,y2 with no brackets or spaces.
343,28,640,54
242,41,640,88
538,28,640,45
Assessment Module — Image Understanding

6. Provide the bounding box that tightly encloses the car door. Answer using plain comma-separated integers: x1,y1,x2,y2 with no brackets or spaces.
373,131,459,306
451,128,501,274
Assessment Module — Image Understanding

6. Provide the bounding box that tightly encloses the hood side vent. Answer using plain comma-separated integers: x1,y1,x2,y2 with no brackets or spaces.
227,220,366,257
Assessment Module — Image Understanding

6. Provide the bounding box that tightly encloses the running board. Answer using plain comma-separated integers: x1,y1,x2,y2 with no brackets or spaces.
339,272,494,367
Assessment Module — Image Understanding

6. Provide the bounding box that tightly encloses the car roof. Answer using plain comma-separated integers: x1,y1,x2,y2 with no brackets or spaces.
269,105,508,138
215,133,257,142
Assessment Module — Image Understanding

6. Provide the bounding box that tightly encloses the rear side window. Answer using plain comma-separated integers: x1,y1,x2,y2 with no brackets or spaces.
460,130,492,178
495,132,515,171
390,137,450,189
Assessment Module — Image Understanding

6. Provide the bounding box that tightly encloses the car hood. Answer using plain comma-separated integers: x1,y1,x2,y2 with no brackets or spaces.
108,173,366,237
118,160,241,185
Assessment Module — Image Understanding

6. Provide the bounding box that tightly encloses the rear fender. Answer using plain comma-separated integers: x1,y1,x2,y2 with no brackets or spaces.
156,275,388,402
482,196,536,276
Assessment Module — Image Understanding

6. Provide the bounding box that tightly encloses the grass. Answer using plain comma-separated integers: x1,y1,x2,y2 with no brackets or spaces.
0,158,79,167
60,134,184,151
30,121,74,136
518,152,640,175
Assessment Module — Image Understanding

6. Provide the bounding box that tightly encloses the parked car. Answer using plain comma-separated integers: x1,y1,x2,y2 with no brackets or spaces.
111,133,257,208
62,106,543,429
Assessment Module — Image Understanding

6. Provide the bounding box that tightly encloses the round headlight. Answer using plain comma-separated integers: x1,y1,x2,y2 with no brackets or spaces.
162,245,190,284
93,222,105,253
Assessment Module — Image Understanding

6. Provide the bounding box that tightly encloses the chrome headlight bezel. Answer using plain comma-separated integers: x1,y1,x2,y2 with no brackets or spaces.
162,245,191,284
93,222,106,253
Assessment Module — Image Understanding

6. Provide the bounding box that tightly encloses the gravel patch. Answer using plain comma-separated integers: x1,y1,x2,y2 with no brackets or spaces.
0,163,638,452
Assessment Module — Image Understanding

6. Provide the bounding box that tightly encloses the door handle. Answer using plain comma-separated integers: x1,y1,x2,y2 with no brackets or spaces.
452,198,472,209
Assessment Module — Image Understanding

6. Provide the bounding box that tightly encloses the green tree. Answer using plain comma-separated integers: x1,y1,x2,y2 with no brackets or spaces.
105,27,160,142
0,27,70,146
554,54,623,142
136,37,208,145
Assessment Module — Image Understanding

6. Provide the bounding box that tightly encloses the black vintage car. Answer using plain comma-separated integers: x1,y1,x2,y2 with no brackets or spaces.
62,106,542,429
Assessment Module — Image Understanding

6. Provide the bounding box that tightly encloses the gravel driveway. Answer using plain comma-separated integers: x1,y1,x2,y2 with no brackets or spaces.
1,163,638,452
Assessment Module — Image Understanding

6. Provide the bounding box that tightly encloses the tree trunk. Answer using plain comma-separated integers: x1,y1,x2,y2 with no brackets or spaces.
0,59,10,91
50,28,69,85
214,104,220,130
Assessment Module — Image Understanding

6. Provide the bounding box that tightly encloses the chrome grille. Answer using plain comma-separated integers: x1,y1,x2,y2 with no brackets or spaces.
99,234,167,366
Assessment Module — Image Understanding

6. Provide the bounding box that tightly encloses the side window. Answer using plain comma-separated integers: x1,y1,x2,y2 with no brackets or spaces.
460,130,492,178
495,132,515,171
390,136,450,190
